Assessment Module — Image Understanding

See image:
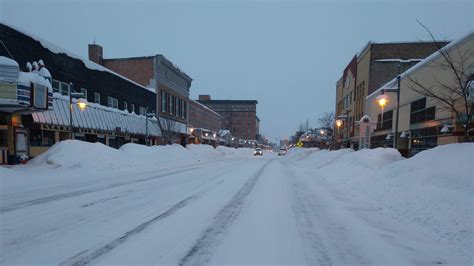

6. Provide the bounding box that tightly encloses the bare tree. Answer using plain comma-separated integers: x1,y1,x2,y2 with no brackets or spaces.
318,111,335,131
156,117,181,145
318,111,336,149
406,21,473,141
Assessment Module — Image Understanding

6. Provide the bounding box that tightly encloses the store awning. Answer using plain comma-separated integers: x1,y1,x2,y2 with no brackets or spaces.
32,94,162,137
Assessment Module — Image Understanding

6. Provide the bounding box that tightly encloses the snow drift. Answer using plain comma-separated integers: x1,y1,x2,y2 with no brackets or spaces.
288,143,473,258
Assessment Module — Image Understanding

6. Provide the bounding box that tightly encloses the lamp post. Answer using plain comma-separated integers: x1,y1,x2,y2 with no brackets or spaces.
69,82,88,139
375,61,414,149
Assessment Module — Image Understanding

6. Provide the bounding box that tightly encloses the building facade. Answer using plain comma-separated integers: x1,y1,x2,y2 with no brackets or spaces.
188,99,224,144
0,23,161,163
197,95,258,141
366,33,474,156
336,41,449,149
88,45,192,145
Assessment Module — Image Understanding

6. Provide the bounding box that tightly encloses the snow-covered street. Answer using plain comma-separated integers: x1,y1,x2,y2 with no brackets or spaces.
1,142,472,265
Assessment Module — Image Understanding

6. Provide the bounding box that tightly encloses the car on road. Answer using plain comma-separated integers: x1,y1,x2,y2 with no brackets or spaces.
278,148,287,156
254,148,263,156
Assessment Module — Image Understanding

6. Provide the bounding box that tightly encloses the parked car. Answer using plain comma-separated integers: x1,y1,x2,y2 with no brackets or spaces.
278,148,287,156
254,148,263,156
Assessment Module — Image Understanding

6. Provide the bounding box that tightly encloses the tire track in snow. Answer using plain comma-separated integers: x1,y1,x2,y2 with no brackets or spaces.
1,159,243,213
59,195,198,266
178,159,274,266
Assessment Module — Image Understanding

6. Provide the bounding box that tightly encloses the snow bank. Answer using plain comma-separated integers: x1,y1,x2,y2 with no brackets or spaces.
186,144,223,160
26,140,127,170
120,143,195,163
7,141,254,174
294,144,473,256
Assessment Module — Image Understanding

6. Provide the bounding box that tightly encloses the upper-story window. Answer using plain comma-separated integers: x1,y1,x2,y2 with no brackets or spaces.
60,82,69,96
52,80,60,93
182,101,186,119
183,102,187,119
175,97,180,117
94,92,101,104
139,106,146,115
123,101,128,111
80,88,87,99
107,96,118,109
410,98,435,124
170,95,174,115
161,90,166,113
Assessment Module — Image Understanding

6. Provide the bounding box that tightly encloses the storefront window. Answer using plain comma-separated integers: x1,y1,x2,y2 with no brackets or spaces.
30,129,55,147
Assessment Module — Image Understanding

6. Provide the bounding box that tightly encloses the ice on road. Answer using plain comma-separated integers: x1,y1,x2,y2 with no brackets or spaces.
1,143,472,265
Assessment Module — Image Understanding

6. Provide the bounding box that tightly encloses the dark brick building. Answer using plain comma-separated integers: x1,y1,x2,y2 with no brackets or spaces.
197,95,258,140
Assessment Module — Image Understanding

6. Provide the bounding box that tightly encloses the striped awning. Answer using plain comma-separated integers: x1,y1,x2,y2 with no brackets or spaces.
32,94,162,137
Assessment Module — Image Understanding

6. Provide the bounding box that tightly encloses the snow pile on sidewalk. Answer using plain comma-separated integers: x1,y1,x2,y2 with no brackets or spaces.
26,140,128,170
295,143,473,257
8,141,252,173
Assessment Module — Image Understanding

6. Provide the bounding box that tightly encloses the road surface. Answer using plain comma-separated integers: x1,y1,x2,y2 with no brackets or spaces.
0,153,467,265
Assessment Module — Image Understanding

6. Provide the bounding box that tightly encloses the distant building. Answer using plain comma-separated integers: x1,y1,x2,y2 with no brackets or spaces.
188,100,224,145
88,44,192,145
197,95,258,141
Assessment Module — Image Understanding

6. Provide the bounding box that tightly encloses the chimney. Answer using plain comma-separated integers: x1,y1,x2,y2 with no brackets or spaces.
199,95,211,100
88,44,103,65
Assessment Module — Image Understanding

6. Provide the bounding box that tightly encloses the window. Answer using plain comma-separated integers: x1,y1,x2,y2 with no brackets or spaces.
80,88,87,99
169,94,174,114
131,103,135,113
183,102,187,119
123,101,128,111
181,101,185,118
411,127,438,151
30,129,55,147
139,106,146,115
175,97,179,116
60,82,69,96
161,90,166,112
107,96,118,109
377,109,393,130
94,92,101,104
410,98,435,124
52,80,60,93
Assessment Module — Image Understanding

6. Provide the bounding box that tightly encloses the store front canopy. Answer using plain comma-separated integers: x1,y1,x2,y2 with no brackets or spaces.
32,94,162,137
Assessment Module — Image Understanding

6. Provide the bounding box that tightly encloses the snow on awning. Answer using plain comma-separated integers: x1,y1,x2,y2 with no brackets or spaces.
32,94,162,137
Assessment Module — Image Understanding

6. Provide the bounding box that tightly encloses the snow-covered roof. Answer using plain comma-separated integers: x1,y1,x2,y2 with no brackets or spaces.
0,56,19,67
191,99,222,118
374,59,423,63
367,31,474,99
1,22,155,94
32,93,161,136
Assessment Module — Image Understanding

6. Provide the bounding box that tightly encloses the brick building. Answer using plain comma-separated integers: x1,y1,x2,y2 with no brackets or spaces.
336,41,449,149
188,99,224,144
197,95,258,141
88,44,192,144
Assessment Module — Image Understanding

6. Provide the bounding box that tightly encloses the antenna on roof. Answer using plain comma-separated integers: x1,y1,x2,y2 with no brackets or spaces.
93,36,96,45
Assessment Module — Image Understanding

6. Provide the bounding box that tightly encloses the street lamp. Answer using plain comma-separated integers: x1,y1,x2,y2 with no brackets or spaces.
69,82,88,139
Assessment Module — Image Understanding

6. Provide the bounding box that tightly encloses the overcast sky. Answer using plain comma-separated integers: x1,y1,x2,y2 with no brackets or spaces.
1,0,472,141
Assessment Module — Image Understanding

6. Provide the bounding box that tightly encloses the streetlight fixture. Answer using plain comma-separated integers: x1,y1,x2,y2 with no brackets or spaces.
69,82,88,139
